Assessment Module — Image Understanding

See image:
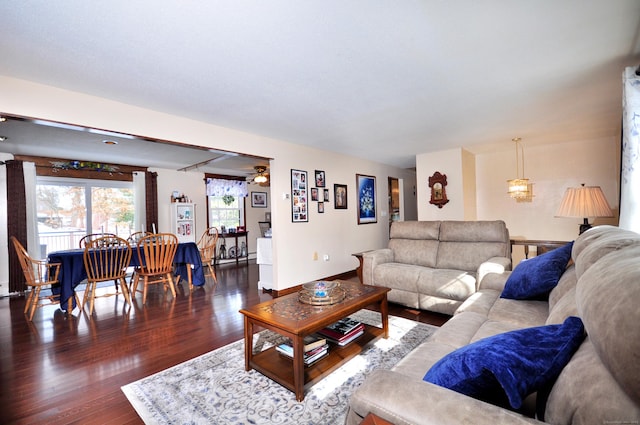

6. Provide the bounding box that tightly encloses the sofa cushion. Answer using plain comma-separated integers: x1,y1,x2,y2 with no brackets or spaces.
574,228,640,279
487,298,548,328
430,311,488,348
435,221,510,272
389,239,440,267
437,242,511,273
438,220,509,245
423,316,585,409
544,340,640,423
501,241,573,300
417,268,476,302
548,264,577,311
576,244,640,405
388,221,440,267
372,262,420,291
390,220,441,239
455,289,502,316
545,286,578,325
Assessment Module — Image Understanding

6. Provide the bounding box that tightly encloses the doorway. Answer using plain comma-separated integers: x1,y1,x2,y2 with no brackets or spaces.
388,177,401,231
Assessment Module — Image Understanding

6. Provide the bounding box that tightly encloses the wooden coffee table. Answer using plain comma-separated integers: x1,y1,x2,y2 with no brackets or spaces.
239,280,390,401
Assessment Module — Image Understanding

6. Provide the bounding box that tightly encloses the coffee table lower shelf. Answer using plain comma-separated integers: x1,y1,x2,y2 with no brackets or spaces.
249,324,384,396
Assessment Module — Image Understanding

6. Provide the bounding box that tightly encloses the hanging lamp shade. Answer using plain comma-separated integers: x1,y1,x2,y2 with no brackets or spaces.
507,137,533,202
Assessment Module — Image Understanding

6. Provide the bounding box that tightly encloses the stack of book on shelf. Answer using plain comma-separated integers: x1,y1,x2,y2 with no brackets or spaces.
317,317,365,346
275,334,329,366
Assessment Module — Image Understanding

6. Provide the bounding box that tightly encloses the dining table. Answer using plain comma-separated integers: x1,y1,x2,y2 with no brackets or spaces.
47,242,205,311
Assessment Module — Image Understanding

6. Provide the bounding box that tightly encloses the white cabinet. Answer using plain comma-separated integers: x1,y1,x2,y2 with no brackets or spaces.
256,237,273,290
170,203,196,243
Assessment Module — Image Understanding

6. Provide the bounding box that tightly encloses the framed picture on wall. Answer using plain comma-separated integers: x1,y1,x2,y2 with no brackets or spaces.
334,184,347,209
291,169,308,222
318,202,324,213
356,174,377,224
310,187,319,201
251,191,267,208
315,170,326,187
324,188,330,202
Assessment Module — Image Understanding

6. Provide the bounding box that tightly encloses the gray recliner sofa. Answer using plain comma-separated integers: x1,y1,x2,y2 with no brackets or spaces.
362,220,511,315
346,225,640,424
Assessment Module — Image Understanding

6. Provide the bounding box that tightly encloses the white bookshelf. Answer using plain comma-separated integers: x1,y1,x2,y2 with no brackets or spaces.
170,203,196,243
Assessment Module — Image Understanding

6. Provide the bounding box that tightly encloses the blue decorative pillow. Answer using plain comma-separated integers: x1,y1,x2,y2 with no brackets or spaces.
501,241,574,300
423,316,585,409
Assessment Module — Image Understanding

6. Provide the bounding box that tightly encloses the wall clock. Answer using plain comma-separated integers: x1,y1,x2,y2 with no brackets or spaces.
429,171,449,208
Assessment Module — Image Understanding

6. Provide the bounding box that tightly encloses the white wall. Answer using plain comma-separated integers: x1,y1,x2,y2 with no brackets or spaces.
416,148,469,220
245,186,271,255
462,149,477,221
414,136,619,245
0,76,416,291
475,136,620,242
154,168,208,238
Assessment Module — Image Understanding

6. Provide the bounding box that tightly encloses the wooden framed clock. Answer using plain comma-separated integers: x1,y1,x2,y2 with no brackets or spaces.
428,171,449,208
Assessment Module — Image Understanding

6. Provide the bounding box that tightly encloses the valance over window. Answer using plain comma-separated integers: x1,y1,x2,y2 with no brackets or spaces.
206,178,248,197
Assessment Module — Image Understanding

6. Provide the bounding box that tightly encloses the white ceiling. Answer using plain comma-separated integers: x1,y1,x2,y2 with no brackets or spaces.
1,1,639,170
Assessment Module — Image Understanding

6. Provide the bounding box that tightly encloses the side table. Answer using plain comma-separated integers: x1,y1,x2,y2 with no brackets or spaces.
352,251,371,283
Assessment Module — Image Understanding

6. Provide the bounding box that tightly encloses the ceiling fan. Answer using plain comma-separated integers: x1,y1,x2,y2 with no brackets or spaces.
249,165,270,186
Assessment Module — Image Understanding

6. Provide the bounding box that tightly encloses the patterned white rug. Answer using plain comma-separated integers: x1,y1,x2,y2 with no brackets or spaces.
122,310,436,425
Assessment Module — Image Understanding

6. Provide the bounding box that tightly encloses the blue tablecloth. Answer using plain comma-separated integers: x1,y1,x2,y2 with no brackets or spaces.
48,242,205,311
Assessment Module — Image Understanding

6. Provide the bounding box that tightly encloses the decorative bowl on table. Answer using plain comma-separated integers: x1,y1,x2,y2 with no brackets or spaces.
299,281,345,305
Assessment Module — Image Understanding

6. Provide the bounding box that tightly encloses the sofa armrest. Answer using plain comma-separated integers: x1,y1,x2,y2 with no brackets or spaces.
477,256,511,288
478,269,511,291
362,249,393,286
347,370,542,425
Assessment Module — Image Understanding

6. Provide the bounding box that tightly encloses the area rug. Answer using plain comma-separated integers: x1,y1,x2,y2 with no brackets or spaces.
122,310,436,425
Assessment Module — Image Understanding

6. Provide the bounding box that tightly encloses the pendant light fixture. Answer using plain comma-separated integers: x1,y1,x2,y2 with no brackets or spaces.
507,137,533,202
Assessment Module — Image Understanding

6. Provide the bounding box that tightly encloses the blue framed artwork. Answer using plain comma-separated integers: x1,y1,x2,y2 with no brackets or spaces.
356,174,377,224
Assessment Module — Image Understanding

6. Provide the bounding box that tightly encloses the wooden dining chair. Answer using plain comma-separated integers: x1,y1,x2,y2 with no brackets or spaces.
82,235,133,315
79,232,120,290
11,236,81,320
126,231,152,283
197,227,219,288
131,233,179,304
79,233,118,249
127,231,151,245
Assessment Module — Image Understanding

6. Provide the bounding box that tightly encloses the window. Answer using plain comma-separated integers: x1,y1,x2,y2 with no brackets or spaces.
36,177,134,254
208,195,245,232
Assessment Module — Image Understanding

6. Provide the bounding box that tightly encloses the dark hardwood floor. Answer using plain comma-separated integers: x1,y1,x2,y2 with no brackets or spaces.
0,262,449,425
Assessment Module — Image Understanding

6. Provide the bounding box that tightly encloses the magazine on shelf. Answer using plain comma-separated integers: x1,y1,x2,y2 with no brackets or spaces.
276,343,329,365
277,334,327,353
318,319,365,343
321,317,362,336
330,328,365,346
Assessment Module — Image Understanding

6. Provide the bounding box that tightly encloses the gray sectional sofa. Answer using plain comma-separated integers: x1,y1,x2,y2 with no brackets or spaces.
362,220,511,315
346,225,640,424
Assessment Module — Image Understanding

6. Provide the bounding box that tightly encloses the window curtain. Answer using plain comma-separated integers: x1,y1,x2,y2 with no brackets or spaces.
133,171,146,233
620,66,640,232
206,178,248,197
23,162,39,259
6,160,27,293
145,171,158,233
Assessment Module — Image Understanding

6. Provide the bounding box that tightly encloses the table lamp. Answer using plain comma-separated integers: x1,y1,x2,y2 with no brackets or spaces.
555,184,614,234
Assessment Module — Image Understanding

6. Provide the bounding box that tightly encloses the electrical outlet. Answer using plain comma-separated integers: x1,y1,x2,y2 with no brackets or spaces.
323,254,330,261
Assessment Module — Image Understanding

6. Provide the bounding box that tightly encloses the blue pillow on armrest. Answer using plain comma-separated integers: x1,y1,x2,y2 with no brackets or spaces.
501,241,574,300
423,316,585,409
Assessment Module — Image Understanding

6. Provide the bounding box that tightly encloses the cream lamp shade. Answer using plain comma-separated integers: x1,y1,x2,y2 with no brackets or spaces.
555,184,613,234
